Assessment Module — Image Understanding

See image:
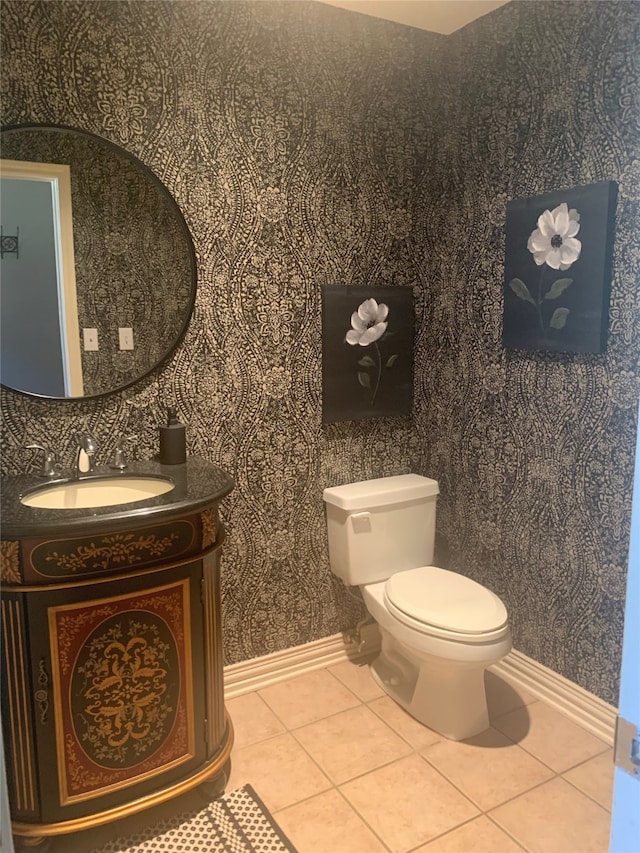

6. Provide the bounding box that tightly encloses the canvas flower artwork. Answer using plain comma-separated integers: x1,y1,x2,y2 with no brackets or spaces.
345,298,399,408
502,182,617,353
322,286,413,423
509,201,582,334
527,202,582,270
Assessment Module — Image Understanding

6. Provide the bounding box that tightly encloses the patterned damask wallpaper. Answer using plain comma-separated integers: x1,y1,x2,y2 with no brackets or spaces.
1,0,638,704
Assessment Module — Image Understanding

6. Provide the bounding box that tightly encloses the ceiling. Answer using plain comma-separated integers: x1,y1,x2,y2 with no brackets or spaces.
316,0,510,35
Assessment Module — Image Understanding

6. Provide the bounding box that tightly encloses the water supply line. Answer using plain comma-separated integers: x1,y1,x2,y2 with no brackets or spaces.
342,585,374,652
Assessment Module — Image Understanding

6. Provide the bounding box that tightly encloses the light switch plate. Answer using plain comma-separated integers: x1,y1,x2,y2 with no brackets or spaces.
83,328,99,351
118,327,134,350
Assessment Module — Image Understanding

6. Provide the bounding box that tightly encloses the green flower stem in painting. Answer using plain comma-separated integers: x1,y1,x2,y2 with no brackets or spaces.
537,265,546,332
373,342,383,406
356,348,380,404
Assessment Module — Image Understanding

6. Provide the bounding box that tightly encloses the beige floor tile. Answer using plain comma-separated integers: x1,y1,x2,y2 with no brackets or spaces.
227,691,286,748
368,695,443,750
492,700,610,772
421,726,554,811
485,669,537,718
341,754,479,852
226,732,331,812
258,669,360,729
274,789,388,853
328,659,386,702
415,815,525,852
563,749,615,810
293,704,412,784
490,776,611,853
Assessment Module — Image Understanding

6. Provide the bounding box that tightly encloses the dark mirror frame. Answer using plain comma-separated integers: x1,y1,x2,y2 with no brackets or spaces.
0,123,197,401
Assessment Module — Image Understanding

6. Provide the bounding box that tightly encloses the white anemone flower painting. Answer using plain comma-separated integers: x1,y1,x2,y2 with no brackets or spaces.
345,298,389,347
322,286,414,423
503,181,618,353
526,202,582,271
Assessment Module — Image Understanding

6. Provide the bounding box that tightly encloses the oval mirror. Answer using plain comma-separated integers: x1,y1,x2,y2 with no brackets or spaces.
0,124,197,400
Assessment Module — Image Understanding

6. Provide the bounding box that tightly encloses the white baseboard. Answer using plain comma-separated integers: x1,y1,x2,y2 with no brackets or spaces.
223,623,380,699
223,629,617,746
491,649,617,746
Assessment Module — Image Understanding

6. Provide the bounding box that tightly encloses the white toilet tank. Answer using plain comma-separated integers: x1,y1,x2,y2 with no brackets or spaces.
323,474,440,586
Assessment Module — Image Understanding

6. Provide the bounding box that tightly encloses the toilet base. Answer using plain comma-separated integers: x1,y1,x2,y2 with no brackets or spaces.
370,629,494,741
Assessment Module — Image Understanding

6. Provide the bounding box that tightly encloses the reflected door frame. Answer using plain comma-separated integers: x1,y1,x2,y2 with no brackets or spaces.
0,158,83,396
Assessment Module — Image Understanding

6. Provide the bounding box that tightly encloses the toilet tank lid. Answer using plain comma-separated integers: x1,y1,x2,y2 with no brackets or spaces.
323,474,439,510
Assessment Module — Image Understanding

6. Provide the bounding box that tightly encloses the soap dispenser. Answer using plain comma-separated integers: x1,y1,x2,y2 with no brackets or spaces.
159,406,187,465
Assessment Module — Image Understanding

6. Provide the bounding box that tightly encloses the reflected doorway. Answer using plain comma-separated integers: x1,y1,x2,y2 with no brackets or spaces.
0,159,83,396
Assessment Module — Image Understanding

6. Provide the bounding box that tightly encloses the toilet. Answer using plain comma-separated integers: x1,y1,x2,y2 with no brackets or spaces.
323,474,511,740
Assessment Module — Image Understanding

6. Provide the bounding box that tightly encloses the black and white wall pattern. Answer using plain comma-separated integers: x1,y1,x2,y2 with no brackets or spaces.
1,0,639,704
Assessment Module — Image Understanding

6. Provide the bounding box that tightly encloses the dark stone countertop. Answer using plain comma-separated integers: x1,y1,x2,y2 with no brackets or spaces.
0,455,234,539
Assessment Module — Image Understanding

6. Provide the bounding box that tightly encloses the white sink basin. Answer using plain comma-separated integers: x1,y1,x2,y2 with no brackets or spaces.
21,476,175,509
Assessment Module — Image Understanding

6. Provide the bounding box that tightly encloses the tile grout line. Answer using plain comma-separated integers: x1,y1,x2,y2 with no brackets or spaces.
261,679,479,851
560,769,613,813
267,732,611,853
411,738,611,850
279,703,483,851
488,701,613,777
288,723,412,787
494,733,612,780
231,664,613,851
483,811,531,852
270,781,393,853
417,745,609,830
50,665,613,852
333,785,395,853
254,667,365,731
252,672,404,804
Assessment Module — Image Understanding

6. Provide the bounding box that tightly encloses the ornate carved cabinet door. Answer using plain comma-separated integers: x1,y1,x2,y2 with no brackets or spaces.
20,559,206,823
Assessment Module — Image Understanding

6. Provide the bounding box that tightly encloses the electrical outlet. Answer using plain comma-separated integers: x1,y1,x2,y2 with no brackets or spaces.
119,327,134,350
83,328,99,351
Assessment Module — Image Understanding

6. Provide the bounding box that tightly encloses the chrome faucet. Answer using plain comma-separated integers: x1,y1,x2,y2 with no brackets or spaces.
108,435,137,471
26,444,61,478
75,434,97,477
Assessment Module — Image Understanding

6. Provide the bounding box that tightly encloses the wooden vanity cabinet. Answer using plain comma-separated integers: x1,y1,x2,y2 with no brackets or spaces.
0,467,234,844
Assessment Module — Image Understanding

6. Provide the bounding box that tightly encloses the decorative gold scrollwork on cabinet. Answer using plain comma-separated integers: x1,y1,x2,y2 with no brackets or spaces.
35,659,50,724
1,456,234,844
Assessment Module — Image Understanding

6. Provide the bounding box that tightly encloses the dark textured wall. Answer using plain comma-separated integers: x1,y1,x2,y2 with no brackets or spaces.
1,0,639,704
421,1,640,705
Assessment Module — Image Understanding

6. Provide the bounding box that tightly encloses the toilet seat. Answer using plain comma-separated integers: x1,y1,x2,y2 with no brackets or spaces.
383,566,509,643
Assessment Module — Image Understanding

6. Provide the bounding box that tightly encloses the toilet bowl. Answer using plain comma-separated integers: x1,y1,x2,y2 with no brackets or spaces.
323,475,512,741
362,568,511,739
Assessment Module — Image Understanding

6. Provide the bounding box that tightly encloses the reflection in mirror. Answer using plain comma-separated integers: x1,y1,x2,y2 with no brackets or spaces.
0,125,197,400
1,158,83,396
